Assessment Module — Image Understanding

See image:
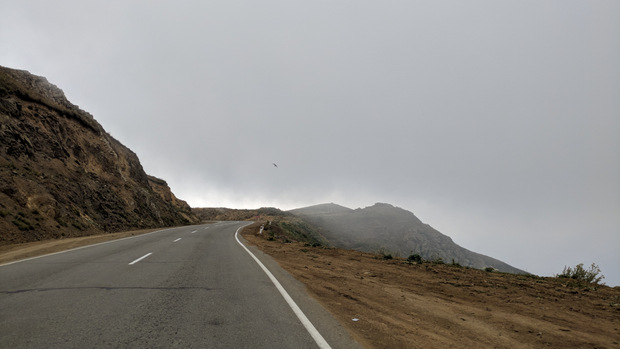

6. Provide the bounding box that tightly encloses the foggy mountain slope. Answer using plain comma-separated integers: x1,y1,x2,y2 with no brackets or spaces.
289,203,353,216
0,65,198,245
290,203,525,274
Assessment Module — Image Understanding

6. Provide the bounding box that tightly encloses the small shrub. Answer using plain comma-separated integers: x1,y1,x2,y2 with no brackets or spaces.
1,162,16,170
407,254,423,263
377,247,393,260
484,267,496,272
557,263,605,285
267,231,276,241
12,217,33,231
55,217,68,227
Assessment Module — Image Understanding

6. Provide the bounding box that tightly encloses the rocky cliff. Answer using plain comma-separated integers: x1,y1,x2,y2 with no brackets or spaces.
0,65,199,245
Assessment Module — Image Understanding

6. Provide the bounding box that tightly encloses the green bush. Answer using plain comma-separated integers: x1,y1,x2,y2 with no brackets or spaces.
557,263,605,285
12,217,33,231
407,253,423,263
377,247,393,260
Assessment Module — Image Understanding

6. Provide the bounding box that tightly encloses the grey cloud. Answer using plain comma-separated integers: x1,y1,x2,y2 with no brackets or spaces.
1,0,618,285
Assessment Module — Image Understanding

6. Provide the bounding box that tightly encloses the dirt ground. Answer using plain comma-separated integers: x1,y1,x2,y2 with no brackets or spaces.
2,226,619,348
241,229,620,349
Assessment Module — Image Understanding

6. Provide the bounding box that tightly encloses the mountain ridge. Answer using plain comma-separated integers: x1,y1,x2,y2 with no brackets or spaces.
289,202,353,216
290,202,525,274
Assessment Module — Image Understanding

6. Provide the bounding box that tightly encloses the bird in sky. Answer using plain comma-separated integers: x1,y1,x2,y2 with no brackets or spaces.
272,163,278,168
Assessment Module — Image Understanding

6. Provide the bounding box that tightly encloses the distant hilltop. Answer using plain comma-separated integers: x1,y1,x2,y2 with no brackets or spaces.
289,202,525,274
0,65,198,245
191,202,526,274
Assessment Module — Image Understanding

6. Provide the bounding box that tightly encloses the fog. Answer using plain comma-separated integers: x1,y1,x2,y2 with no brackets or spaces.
1,0,618,285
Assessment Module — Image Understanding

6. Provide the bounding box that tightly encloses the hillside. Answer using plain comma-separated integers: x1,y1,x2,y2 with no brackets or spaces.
192,206,289,222
192,207,332,247
241,227,620,349
290,203,524,274
0,65,198,245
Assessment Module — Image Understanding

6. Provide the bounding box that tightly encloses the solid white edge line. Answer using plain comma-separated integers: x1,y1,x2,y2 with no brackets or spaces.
235,225,332,349
129,252,153,265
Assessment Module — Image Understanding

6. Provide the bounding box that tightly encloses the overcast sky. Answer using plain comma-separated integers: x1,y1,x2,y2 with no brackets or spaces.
2,0,618,285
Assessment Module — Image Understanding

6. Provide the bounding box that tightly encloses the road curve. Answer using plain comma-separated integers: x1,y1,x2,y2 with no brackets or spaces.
0,222,361,348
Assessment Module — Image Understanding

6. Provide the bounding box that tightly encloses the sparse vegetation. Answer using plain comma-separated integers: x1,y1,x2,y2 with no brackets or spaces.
291,202,526,274
280,220,327,246
377,247,393,260
242,230,620,349
12,214,34,231
556,263,605,285
55,216,68,227
407,253,423,264
0,162,17,170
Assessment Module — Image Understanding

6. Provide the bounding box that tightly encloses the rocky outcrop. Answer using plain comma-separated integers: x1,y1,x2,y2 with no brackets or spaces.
147,175,196,223
0,65,199,245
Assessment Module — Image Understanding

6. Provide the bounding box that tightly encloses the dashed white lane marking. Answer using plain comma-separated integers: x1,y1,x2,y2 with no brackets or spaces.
129,253,152,265
191,230,197,234
1,227,178,268
174,238,182,242
234,226,332,349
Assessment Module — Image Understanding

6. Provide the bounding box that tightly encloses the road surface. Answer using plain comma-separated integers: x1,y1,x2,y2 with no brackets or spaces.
0,222,360,348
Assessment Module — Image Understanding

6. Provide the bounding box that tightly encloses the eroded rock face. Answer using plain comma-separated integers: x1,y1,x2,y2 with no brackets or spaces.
0,65,198,245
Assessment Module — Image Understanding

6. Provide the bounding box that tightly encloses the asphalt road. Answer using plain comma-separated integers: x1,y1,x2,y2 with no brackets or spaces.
0,222,361,348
